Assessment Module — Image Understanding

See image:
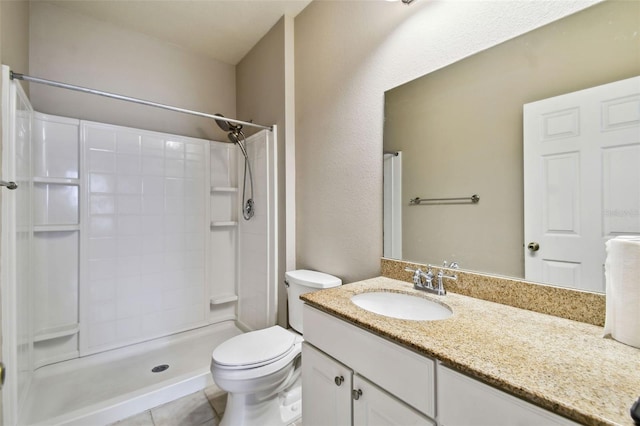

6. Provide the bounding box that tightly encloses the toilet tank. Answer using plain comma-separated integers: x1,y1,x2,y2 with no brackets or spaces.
286,270,341,334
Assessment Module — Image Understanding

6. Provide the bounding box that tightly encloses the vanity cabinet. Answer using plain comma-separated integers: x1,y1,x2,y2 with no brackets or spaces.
302,343,433,426
303,305,436,425
437,365,578,426
303,304,578,426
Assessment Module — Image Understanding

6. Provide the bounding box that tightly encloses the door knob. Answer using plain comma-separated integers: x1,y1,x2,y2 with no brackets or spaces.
352,389,363,400
334,376,344,386
527,242,540,252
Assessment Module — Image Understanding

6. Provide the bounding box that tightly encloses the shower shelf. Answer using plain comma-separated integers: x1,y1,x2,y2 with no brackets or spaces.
34,324,80,342
211,186,238,193
34,224,79,232
211,221,238,228
33,177,80,185
210,294,238,305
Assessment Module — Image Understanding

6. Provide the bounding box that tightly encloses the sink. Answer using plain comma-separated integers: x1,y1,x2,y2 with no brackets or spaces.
351,291,452,321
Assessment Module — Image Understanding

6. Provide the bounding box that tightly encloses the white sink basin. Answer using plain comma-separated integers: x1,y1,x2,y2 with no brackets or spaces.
351,291,452,321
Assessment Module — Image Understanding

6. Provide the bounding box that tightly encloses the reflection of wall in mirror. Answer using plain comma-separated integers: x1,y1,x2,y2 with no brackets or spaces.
384,0,640,279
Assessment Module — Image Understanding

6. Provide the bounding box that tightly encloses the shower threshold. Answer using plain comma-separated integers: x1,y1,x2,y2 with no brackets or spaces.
22,321,242,426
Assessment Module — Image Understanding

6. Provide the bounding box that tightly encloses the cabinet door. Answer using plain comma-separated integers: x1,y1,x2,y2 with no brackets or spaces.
302,343,352,426
353,375,435,426
438,365,579,426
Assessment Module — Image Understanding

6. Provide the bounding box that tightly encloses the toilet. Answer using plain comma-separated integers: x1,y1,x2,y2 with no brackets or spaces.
210,270,342,426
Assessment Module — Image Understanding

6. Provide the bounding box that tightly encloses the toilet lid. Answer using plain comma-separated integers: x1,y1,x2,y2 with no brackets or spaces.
212,326,297,368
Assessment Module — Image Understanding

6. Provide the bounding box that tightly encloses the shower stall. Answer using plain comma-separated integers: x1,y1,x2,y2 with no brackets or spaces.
0,66,278,425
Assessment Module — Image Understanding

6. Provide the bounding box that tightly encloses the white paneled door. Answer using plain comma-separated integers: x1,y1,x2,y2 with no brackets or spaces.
524,76,640,292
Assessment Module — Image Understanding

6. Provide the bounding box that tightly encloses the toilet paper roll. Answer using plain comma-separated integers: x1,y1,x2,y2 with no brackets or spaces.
604,236,640,348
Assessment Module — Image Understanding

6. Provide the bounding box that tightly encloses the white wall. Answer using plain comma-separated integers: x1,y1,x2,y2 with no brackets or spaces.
294,0,601,284
29,2,235,142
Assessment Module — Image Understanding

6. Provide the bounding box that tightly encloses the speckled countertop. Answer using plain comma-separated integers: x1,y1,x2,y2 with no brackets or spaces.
301,276,640,426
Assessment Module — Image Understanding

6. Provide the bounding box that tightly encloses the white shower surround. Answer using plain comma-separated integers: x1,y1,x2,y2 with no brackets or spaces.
1,66,34,426
81,121,212,355
2,70,278,424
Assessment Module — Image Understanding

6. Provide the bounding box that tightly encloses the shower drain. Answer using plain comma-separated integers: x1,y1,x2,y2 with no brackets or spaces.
151,364,170,373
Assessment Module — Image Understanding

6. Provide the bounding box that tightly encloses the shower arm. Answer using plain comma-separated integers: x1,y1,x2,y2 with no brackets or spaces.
9,71,272,132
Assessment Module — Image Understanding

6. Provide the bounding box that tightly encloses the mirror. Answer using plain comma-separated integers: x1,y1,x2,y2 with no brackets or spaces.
383,0,640,293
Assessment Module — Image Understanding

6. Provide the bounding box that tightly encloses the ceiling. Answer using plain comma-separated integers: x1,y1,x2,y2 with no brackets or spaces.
43,0,313,65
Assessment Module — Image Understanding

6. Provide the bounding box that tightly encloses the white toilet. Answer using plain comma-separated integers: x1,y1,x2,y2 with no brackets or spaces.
210,270,342,426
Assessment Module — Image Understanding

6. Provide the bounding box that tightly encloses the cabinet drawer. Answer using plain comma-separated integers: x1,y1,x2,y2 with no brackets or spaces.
303,305,435,418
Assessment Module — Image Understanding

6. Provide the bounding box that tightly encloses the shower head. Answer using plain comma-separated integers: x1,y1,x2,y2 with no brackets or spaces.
214,113,243,135
228,132,240,144
214,113,232,132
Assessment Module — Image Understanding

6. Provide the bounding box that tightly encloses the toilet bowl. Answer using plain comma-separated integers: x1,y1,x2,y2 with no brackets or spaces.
210,270,341,426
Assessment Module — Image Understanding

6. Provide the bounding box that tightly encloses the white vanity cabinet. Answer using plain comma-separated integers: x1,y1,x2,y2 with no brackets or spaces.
303,303,580,426
302,305,436,425
437,365,578,426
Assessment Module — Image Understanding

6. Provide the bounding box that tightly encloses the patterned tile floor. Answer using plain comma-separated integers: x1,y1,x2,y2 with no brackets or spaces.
111,385,302,426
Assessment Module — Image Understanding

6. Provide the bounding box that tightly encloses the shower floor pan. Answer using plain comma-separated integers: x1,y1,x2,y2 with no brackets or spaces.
23,321,242,426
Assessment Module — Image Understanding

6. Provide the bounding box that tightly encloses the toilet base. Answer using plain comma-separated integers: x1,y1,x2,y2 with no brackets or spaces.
220,378,301,426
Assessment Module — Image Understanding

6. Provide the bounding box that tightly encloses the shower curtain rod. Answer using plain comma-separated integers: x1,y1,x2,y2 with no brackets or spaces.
9,71,272,131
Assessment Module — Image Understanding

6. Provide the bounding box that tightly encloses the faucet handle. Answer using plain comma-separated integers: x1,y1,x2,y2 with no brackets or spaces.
443,260,459,270
404,267,423,286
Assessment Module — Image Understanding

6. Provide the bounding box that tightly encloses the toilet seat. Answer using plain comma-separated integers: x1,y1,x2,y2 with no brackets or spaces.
213,326,298,369
211,326,303,381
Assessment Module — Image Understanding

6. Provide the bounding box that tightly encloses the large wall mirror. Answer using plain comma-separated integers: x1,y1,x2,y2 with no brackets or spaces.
383,0,640,293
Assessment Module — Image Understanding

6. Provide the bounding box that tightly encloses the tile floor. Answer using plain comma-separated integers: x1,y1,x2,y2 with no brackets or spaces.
110,386,227,426
111,385,303,426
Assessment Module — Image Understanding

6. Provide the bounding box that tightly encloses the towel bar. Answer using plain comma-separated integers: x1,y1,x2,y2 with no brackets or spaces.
410,194,479,205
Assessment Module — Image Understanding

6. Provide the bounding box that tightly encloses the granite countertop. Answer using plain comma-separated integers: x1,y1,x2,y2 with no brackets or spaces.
300,276,640,426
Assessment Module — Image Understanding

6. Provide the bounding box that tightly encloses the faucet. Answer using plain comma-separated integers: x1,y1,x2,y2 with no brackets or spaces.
404,266,434,291
405,261,459,296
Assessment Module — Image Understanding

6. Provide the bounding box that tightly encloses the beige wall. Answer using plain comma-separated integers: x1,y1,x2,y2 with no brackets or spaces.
294,0,601,284
385,0,640,278
1,0,30,91
236,16,294,327
29,2,235,141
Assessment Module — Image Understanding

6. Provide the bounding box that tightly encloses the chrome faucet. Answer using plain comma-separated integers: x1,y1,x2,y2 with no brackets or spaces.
405,262,459,296
404,266,434,291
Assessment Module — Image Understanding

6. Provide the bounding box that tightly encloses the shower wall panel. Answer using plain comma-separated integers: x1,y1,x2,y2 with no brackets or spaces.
237,130,277,331
14,82,34,422
32,113,81,368
81,122,210,355
209,143,239,322
2,68,34,425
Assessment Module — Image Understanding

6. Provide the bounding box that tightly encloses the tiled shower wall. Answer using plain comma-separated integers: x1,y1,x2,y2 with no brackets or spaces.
32,113,247,365
82,121,210,355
